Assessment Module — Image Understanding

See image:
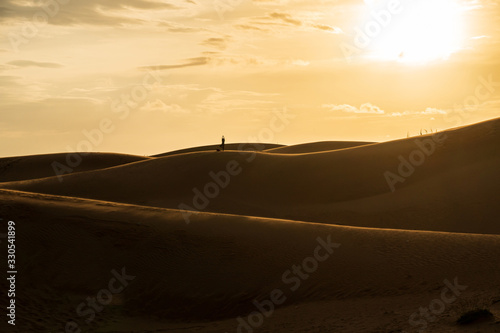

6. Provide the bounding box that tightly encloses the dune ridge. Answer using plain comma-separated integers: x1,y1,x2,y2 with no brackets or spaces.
1,188,499,332
0,152,150,183
2,117,499,234
264,141,374,154
152,143,282,157
2,118,500,332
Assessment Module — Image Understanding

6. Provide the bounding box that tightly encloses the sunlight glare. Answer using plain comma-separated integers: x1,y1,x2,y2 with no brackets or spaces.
369,0,464,63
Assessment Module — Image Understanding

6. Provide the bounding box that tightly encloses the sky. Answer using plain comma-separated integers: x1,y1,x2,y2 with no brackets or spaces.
1,0,499,157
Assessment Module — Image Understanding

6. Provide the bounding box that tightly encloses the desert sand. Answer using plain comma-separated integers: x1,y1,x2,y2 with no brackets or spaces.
0,118,499,332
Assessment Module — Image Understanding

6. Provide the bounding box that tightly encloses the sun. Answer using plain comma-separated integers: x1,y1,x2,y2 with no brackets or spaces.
367,0,464,63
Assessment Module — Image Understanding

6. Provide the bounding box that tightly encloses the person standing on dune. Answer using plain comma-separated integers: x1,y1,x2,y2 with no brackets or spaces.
221,135,225,151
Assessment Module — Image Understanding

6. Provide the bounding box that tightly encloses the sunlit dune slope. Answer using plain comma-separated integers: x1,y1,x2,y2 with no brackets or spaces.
1,189,499,329
1,118,499,234
265,141,374,154
153,143,282,157
0,152,150,182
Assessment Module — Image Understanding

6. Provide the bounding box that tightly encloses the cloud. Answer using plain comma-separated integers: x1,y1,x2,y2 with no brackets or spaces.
325,105,448,117
290,59,309,66
323,103,385,114
421,107,447,114
7,60,63,68
0,0,186,26
138,52,307,71
236,24,269,32
197,89,278,113
139,57,209,71
143,84,279,114
241,11,342,34
311,24,343,34
201,37,228,50
0,75,52,103
391,108,447,116
269,12,302,26
140,99,189,113
157,21,201,33
249,12,303,28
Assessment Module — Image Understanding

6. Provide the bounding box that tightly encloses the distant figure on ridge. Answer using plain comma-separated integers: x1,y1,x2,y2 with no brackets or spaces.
221,135,225,151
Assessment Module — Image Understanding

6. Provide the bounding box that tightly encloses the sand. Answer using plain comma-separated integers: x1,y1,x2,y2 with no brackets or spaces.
0,153,150,182
153,143,282,157
0,118,499,332
264,141,374,154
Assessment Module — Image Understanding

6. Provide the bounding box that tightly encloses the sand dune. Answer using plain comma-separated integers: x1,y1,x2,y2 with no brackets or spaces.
153,143,282,157
0,152,150,182
2,118,499,234
2,118,500,332
1,189,499,332
265,141,374,154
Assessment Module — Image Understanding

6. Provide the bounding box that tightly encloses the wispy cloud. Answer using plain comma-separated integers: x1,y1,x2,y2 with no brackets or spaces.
7,60,63,68
158,20,201,33
236,24,269,32
201,37,228,50
0,0,186,26
240,10,343,34
312,23,343,34
139,57,209,71
323,103,385,114
391,108,447,116
140,99,189,113
269,12,302,26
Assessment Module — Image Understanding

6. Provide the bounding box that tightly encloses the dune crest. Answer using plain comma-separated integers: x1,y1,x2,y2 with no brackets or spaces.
265,141,374,154
1,188,500,331
0,152,150,182
2,118,500,332
2,118,499,234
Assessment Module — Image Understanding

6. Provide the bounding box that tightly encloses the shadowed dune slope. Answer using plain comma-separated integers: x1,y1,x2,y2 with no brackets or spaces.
1,118,499,234
265,141,374,154
153,143,282,157
1,189,499,331
0,152,150,182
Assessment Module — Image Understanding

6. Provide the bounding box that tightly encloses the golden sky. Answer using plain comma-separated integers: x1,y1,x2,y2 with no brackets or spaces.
1,0,499,157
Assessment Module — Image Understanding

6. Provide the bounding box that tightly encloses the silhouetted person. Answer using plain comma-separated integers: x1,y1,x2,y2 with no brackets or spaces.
221,135,225,151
